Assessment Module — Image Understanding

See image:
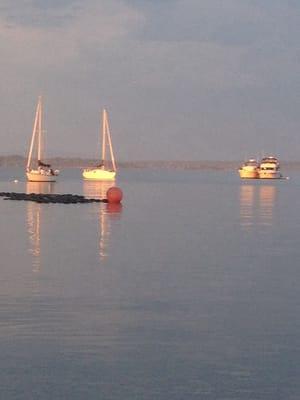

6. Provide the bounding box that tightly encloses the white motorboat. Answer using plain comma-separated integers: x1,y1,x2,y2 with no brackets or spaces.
238,159,259,179
258,156,282,179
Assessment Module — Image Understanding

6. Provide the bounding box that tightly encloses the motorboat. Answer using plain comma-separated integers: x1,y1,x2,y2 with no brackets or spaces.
238,159,259,179
258,156,282,179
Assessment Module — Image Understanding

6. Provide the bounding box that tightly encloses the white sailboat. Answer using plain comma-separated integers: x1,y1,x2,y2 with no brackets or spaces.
26,97,59,182
82,109,117,181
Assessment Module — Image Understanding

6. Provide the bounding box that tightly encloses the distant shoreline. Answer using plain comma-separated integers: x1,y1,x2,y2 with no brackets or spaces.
1,156,299,170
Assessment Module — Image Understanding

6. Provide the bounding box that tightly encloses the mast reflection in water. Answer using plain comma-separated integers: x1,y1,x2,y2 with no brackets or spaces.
83,180,122,261
27,201,41,273
26,182,54,273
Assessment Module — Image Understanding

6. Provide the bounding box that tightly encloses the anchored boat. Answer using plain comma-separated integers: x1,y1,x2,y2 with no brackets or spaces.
82,109,117,181
258,156,282,179
238,159,259,179
26,97,59,182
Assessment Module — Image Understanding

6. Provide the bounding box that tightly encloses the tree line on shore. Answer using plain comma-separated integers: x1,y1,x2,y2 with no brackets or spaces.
0,155,299,170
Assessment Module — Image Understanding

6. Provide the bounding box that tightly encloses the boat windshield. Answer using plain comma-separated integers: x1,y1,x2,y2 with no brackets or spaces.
244,160,258,166
261,157,279,164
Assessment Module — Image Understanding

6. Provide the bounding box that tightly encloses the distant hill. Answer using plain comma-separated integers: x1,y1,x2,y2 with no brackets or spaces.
0,155,26,167
0,155,299,170
0,156,239,169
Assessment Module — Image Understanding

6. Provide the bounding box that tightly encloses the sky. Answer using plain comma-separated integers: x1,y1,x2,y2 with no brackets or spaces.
0,0,299,161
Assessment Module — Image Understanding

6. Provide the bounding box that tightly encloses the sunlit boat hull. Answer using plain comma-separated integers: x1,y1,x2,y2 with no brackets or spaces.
258,170,282,179
238,160,259,179
26,170,58,182
82,168,116,181
238,168,259,179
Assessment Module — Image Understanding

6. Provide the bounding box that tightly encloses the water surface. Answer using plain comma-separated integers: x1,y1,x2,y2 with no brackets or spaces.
0,168,300,399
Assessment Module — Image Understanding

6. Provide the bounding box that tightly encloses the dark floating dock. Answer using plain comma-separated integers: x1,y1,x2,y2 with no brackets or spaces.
0,192,108,204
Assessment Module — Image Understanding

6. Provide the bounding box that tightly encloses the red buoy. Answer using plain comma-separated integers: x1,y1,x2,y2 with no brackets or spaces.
106,187,123,204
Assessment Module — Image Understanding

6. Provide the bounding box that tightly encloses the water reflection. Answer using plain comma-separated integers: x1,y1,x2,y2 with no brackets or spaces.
83,180,113,199
239,184,277,229
26,181,55,195
259,185,276,226
83,181,122,260
26,200,42,273
26,182,54,273
27,201,41,272
239,185,256,230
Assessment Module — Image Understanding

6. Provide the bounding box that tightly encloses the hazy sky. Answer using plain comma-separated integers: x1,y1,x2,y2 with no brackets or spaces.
0,0,299,160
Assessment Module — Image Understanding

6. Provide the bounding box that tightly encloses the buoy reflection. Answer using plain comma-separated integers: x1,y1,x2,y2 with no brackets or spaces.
106,203,123,214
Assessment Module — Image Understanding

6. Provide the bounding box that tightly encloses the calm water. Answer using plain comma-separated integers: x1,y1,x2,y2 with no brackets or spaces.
0,167,300,399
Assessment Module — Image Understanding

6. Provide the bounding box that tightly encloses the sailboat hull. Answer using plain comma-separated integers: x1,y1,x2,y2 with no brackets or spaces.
26,170,58,182
82,168,116,181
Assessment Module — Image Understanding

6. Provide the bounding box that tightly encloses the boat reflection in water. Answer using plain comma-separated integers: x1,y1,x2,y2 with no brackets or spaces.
83,180,113,200
258,185,276,226
239,184,277,230
26,181,55,195
26,182,55,273
27,201,41,273
26,182,49,272
83,181,122,260
239,185,256,231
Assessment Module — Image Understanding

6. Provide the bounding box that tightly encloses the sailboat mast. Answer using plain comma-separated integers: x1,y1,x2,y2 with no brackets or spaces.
101,109,106,163
27,99,40,170
105,111,116,172
38,96,42,161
